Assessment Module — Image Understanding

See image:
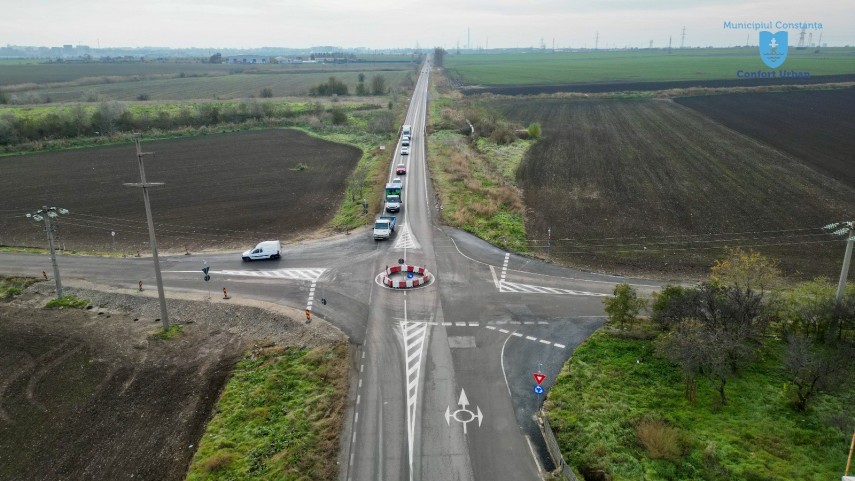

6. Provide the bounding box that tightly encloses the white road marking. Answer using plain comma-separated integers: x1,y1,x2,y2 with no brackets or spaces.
499,280,608,297
501,253,510,282
400,300,428,481
482,325,569,349
394,223,421,250
201,268,326,281
306,280,317,311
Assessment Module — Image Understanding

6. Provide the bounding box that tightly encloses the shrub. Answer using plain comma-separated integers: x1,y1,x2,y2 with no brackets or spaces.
259,87,273,98
636,418,683,461
136,93,150,101
330,107,347,125
527,122,542,139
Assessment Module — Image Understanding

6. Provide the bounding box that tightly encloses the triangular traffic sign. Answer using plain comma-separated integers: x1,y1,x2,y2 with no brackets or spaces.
533,373,546,385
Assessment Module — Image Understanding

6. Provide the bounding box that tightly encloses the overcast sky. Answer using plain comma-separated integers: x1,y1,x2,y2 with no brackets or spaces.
2,0,853,49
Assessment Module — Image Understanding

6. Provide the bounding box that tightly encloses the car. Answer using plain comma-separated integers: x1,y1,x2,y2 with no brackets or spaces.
396,163,407,175
401,137,410,147
242,240,282,261
401,145,409,155
391,177,403,188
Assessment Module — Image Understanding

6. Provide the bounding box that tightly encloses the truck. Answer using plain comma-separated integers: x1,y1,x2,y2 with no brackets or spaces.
242,240,282,261
384,181,403,212
373,216,397,240
402,124,412,138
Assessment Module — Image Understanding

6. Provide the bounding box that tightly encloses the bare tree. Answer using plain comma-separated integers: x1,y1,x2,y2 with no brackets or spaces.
784,334,853,411
370,75,386,95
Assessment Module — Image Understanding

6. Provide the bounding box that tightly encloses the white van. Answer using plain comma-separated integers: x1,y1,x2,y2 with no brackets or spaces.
242,240,282,261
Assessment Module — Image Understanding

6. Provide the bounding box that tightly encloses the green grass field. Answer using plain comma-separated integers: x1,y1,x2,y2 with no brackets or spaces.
444,48,855,85
0,60,416,87
4,70,410,102
186,343,348,481
545,327,855,481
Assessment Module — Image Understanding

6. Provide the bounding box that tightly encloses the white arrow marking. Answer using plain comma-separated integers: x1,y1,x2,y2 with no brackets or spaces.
444,406,451,426
476,406,483,427
458,388,469,409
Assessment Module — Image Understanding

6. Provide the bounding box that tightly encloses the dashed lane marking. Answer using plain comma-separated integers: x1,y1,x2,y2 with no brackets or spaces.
484,325,566,349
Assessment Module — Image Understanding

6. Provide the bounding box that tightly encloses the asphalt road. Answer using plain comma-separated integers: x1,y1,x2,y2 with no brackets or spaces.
0,62,664,481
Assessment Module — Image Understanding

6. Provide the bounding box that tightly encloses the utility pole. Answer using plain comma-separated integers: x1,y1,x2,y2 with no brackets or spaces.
26,206,69,299
595,32,599,50
824,221,854,303
124,134,170,331
680,26,686,49
547,226,552,257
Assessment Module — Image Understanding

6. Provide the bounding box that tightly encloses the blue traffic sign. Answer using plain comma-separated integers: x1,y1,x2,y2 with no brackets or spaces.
533,385,544,395
407,272,414,279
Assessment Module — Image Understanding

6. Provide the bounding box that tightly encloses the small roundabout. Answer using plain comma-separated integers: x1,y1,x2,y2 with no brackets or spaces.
375,264,432,289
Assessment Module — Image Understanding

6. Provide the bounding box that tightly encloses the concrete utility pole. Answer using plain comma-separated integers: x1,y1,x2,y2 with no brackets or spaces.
124,134,170,331
26,206,69,299
824,221,854,303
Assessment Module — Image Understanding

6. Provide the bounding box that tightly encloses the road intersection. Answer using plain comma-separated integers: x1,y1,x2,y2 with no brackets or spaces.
0,62,664,480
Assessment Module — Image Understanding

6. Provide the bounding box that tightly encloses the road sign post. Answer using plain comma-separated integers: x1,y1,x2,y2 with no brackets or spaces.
202,263,211,298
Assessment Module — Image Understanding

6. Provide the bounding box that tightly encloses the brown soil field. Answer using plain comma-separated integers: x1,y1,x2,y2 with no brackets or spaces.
675,88,855,189
493,97,855,279
0,129,361,252
0,284,344,481
461,74,855,95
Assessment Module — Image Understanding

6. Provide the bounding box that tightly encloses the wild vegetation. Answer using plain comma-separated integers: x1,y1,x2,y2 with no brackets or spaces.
186,343,348,481
547,250,855,480
426,70,535,250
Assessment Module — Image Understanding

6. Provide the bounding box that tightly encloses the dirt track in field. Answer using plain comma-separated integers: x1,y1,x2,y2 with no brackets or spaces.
0,129,361,253
493,95,855,278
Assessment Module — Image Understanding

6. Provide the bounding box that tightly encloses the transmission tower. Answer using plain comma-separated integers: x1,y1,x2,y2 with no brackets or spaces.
595,32,599,50
680,26,686,49
797,28,806,49
807,32,813,47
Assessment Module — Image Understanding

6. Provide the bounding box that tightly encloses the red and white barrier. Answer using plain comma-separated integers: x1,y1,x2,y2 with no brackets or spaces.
381,264,432,289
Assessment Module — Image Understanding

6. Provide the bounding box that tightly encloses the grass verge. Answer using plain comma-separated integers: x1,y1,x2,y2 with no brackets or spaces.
186,343,349,481
0,276,40,301
45,294,89,309
427,72,532,251
545,325,855,481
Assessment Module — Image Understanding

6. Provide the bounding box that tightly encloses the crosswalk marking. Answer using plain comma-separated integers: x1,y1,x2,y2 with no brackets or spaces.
214,268,325,281
499,280,607,297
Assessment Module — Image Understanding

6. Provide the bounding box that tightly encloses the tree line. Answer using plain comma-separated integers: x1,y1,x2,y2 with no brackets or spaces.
0,99,391,150
605,248,855,411
309,74,386,96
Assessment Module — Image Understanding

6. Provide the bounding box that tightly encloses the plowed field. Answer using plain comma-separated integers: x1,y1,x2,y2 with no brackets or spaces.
0,129,361,253
494,97,855,278
675,88,855,189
